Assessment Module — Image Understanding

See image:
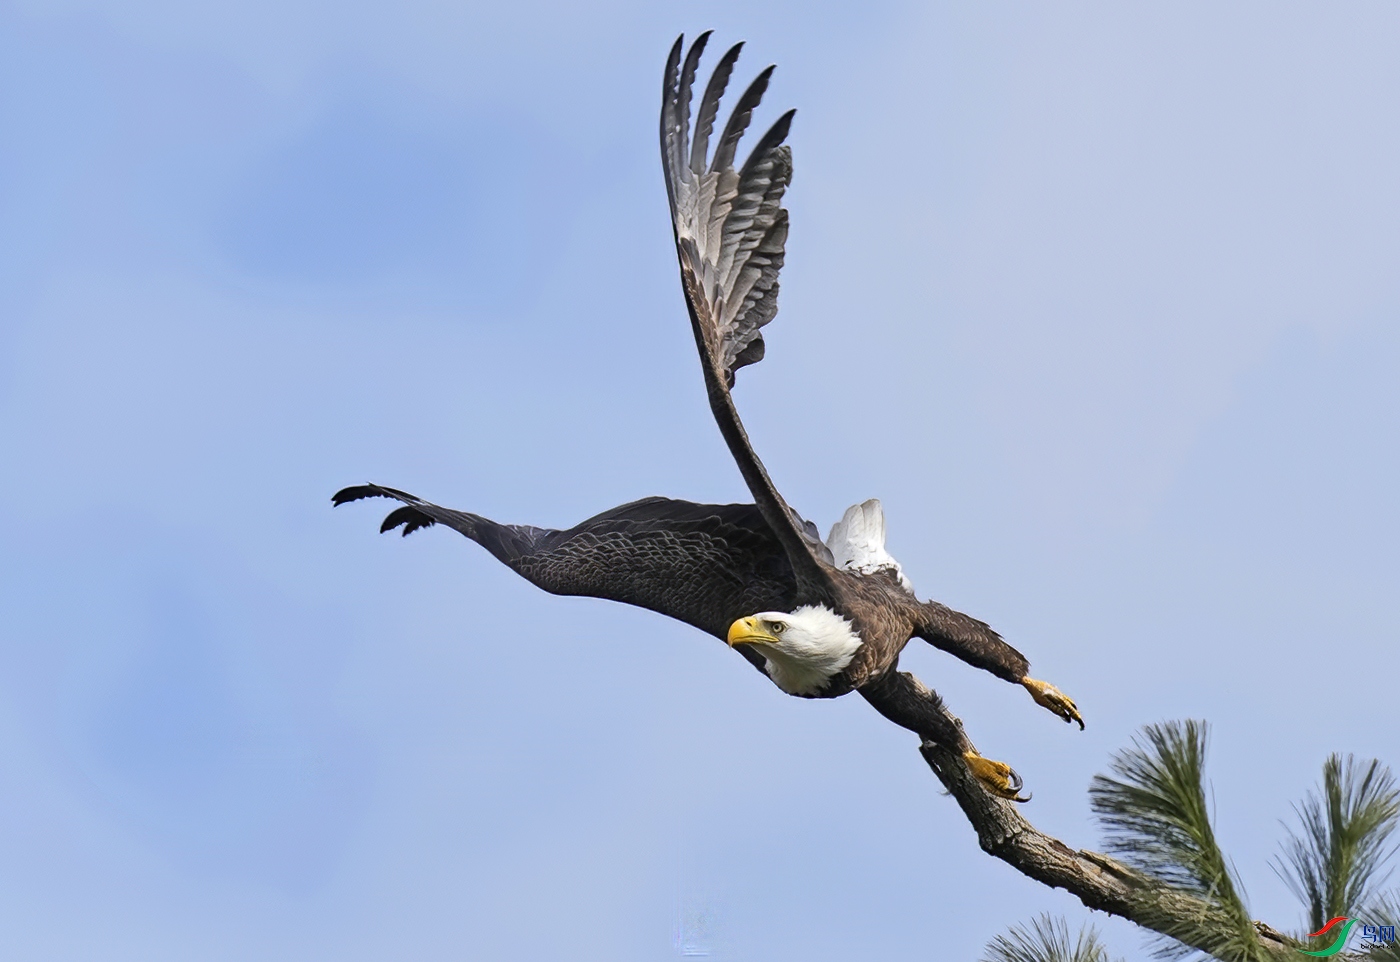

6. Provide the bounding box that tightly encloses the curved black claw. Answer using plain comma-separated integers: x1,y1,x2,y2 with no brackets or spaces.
1002,766,1031,803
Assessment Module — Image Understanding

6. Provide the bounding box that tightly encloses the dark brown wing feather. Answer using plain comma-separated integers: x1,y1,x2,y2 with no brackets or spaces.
914,601,1029,683
333,484,797,642
660,34,831,590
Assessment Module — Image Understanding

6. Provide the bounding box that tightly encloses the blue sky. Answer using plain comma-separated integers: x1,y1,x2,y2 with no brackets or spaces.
1,2,1397,959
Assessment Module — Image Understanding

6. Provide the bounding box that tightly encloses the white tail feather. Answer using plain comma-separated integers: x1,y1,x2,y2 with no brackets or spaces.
825,499,914,594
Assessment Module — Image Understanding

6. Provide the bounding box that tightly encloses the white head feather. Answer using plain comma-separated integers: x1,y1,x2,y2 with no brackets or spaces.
741,605,862,696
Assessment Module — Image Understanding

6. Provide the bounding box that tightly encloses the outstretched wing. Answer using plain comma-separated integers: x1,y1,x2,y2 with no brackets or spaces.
913,601,1029,684
334,484,798,642
660,33,832,587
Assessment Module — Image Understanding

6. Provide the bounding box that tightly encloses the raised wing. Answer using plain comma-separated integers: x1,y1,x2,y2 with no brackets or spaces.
660,33,832,587
661,33,793,388
333,484,798,642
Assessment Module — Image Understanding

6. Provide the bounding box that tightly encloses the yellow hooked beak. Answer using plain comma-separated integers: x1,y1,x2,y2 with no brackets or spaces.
728,616,779,647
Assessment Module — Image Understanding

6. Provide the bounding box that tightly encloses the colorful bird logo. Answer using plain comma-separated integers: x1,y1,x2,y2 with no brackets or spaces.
1298,917,1357,957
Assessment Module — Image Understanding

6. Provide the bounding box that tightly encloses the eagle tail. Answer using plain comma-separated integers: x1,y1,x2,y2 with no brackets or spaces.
825,499,914,593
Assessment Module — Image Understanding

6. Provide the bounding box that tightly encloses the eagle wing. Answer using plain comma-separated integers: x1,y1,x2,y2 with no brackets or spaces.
334,484,798,642
660,33,834,587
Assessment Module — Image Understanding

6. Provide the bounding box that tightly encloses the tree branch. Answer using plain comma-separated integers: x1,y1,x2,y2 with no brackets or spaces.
865,670,1362,962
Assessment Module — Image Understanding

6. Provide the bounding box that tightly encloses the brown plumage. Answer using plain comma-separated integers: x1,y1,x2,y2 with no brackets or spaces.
334,33,1083,799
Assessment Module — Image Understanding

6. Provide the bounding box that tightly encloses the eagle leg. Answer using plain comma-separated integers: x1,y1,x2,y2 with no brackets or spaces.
1022,678,1085,730
963,752,1031,803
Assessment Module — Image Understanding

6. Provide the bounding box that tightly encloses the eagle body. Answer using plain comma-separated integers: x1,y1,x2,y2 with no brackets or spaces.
335,33,1083,799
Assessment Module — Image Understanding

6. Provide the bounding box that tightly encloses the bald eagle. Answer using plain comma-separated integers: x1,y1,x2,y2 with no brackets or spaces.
334,33,1081,800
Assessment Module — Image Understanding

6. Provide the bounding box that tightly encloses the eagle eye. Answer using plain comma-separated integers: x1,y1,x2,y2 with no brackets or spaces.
770,621,786,634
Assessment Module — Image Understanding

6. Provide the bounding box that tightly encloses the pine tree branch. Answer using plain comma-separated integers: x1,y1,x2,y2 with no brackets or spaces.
863,670,1369,962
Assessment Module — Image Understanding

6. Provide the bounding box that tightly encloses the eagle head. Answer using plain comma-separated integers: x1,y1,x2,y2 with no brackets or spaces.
727,605,863,696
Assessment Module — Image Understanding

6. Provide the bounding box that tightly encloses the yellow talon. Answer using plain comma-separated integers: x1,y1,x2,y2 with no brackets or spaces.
963,751,1030,802
1023,677,1084,730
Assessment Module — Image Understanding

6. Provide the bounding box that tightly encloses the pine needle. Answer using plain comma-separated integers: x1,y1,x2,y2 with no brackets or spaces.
1274,755,1400,935
982,914,1121,962
1089,720,1263,962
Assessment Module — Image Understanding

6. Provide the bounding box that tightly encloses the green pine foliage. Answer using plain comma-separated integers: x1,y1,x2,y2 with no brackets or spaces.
1088,720,1263,961
1274,754,1399,935
982,914,1121,962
